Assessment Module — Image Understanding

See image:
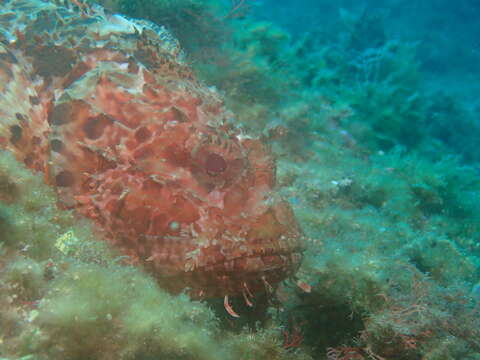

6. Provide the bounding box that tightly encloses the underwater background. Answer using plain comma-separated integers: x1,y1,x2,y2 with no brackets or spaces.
1,0,480,359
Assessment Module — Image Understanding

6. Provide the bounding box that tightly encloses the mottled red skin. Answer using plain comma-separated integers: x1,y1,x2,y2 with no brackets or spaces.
0,0,304,298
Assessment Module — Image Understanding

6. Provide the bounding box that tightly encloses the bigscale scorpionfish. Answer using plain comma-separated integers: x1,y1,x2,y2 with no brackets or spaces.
0,0,304,315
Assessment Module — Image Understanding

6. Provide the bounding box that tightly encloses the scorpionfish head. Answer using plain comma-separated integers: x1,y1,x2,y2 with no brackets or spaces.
46,64,304,302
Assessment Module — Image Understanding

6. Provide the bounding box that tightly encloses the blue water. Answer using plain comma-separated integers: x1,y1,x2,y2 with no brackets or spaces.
257,0,480,101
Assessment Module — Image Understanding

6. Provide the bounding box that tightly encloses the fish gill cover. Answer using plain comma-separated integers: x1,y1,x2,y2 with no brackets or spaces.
0,0,480,359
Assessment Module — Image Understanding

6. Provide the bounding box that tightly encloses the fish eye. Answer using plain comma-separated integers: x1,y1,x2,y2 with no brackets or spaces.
205,153,227,176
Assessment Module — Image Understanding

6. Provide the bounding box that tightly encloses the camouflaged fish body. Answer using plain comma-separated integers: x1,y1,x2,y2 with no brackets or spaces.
0,0,303,302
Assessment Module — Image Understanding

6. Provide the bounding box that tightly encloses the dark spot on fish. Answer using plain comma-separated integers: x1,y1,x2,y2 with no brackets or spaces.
15,113,25,121
55,170,75,187
135,126,151,143
9,125,22,144
32,136,41,146
48,102,73,125
128,57,139,74
50,139,64,153
31,45,76,78
29,96,40,105
83,114,113,140
24,153,34,167
172,107,188,123
206,153,227,175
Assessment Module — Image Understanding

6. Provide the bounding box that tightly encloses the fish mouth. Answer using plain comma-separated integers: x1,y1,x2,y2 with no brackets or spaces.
154,247,304,300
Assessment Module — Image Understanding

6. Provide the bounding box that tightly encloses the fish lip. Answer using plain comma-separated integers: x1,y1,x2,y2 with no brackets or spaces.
189,250,304,298
186,234,307,272
188,248,304,273
154,248,304,299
